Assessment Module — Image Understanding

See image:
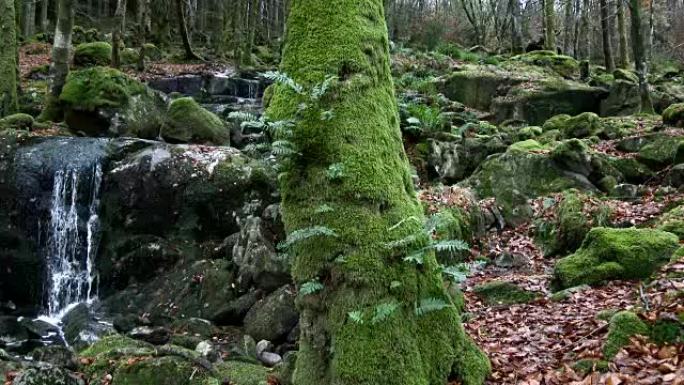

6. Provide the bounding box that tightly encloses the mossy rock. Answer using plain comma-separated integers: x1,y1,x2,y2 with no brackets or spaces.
472,281,539,306
80,334,154,357
0,113,34,130
215,361,273,385
655,205,684,240
613,69,638,84
111,356,212,385
637,134,681,169
513,50,580,79
554,227,679,289
542,114,571,132
650,319,684,345
560,112,603,139
515,126,543,141
143,44,162,61
603,311,649,359
535,190,593,257
464,145,595,225
60,67,165,138
549,284,591,302
73,42,113,67
550,139,592,176
509,139,547,153
163,97,230,145
121,48,140,66
663,103,684,127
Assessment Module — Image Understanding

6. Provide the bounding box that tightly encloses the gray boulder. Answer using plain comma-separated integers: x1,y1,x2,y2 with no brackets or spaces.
244,285,298,342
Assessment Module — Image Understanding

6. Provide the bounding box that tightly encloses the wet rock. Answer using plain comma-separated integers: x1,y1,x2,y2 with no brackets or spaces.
128,326,171,345
667,164,684,188
12,367,85,385
0,316,29,346
612,183,639,199
210,290,262,326
243,285,298,342
31,345,79,370
233,216,289,292
61,304,114,350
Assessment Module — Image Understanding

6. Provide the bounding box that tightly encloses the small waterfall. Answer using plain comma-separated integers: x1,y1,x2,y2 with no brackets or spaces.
44,164,103,319
247,80,257,100
14,137,110,323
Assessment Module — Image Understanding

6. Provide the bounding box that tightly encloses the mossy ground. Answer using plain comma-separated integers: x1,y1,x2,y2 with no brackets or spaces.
73,42,113,67
603,311,649,359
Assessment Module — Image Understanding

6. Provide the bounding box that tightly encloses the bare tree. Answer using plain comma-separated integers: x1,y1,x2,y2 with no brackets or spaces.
600,0,615,70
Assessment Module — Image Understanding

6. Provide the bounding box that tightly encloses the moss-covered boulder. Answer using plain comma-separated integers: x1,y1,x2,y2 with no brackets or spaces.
512,51,580,79
560,112,603,139
553,227,679,288
663,103,684,127
0,113,34,130
472,281,539,306
550,139,592,176
214,361,273,385
603,311,649,359
163,97,230,145
60,67,165,138
637,134,681,169
655,205,684,240
463,144,597,224
73,42,112,67
11,367,83,385
535,190,593,256
613,69,638,84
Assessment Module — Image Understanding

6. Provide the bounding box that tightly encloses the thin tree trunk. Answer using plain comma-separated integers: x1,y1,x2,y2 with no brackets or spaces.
176,0,200,60
616,0,629,68
1,0,19,117
511,0,524,54
111,0,126,68
563,0,574,54
544,0,557,50
580,0,591,59
22,0,36,38
629,0,655,113
600,0,615,71
39,0,48,32
267,1,490,384
137,0,149,71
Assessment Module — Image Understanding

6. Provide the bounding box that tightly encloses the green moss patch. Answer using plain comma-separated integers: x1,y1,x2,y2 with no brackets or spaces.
472,281,539,306
60,67,146,112
655,205,684,240
554,227,679,289
603,311,649,359
0,113,34,130
663,103,684,127
163,97,229,145
73,42,112,67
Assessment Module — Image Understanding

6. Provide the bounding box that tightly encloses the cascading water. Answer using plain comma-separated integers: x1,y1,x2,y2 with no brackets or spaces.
44,164,103,319
14,138,109,323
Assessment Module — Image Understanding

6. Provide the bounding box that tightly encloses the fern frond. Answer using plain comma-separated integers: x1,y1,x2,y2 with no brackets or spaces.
371,302,399,324
262,71,303,94
271,140,298,156
430,240,470,253
300,280,324,295
414,298,451,316
441,265,468,284
403,251,425,265
315,204,334,214
227,111,258,122
348,310,364,324
278,226,338,250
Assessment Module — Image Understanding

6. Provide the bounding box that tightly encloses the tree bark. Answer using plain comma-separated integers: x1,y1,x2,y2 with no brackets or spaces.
111,0,126,68
511,0,524,54
629,0,655,113
22,0,36,38
600,0,615,71
137,0,149,71
48,0,73,98
544,0,557,50
563,0,574,54
1,0,19,117
39,0,48,32
616,0,629,68
267,1,490,385
176,0,200,60
580,0,591,59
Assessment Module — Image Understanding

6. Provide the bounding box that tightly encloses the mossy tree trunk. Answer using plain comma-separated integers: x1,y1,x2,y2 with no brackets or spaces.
629,0,655,113
0,0,19,117
267,1,490,385
616,0,629,68
544,0,556,51
580,0,591,59
599,0,615,71
562,0,573,55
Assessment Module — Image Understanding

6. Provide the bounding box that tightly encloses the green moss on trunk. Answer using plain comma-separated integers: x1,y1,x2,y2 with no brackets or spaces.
267,1,489,384
0,0,19,117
